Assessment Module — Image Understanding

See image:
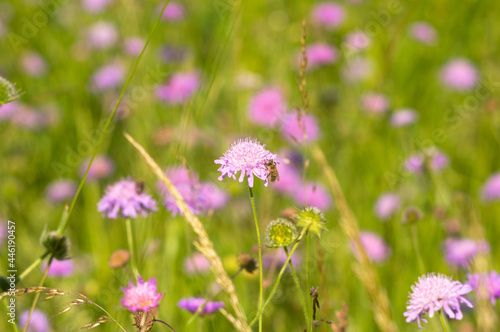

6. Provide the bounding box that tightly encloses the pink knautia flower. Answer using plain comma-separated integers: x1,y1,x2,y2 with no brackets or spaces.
443,238,489,269
408,21,438,45
20,52,47,77
344,31,371,52
91,63,125,92
293,182,333,210
361,92,389,114
156,72,199,105
158,166,228,216
352,231,391,263
281,112,321,144
390,108,418,127
159,1,185,21
178,297,224,315
20,309,50,332
183,253,211,275
440,58,479,91
124,37,144,56
98,177,158,219
215,138,278,188
82,0,113,13
405,148,449,175
45,179,77,204
87,22,118,49
467,271,500,305
79,155,115,181
42,259,74,277
311,2,345,29
481,172,500,202
374,192,401,221
160,46,189,63
121,276,162,312
248,88,286,127
342,56,373,83
404,273,473,328
305,43,338,69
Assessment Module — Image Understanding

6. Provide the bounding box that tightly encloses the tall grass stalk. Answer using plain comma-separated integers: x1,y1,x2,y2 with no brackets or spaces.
284,247,311,331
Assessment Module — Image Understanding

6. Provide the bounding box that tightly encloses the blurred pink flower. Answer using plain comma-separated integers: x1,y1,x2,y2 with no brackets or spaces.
361,92,389,114
281,112,320,144
156,72,199,104
20,309,50,332
404,148,449,175
160,1,185,21
183,253,211,275
374,192,400,221
123,37,144,56
42,259,74,277
311,2,345,29
20,52,47,77
87,22,118,49
344,31,371,51
443,238,490,269
467,271,500,305
480,172,500,202
178,297,224,315
82,0,113,13
305,43,338,69
352,231,391,263
91,63,125,92
440,58,479,91
408,21,438,45
262,249,301,270
79,155,115,181
248,88,286,127
342,56,373,83
271,158,302,195
0,220,6,247
293,182,333,210
390,108,418,127
45,179,78,204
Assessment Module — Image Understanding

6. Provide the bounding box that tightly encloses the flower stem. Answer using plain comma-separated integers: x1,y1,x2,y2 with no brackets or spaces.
125,218,139,278
411,224,426,275
284,247,311,331
439,310,451,332
248,186,263,332
23,256,51,332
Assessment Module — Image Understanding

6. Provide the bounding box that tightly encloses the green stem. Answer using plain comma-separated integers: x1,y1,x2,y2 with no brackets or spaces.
411,224,426,275
18,250,50,282
23,256,51,332
56,0,172,237
284,247,310,331
125,218,139,278
248,186,263,332
439,310,450,332
250,224,311,327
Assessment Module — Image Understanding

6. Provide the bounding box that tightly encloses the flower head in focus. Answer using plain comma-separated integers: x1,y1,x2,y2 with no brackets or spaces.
404,273,473,328
215,138,277,188
98,177,158,219
121,276,162,312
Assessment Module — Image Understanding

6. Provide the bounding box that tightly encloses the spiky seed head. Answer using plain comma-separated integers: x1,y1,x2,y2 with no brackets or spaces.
403,207,424,224
41,231,71,260
265,218,298,248
295,206,327,238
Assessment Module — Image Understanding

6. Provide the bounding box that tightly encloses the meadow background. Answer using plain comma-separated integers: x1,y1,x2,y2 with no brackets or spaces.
1,0,500,331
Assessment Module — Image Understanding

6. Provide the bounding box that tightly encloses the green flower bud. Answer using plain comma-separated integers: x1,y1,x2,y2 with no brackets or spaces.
295,206,327,238
402,207,423,224
265,218,298,248
41,231,70,260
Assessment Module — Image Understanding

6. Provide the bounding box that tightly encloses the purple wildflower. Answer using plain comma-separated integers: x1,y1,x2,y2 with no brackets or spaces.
178,297,224,315
374,192,401,221
158,166,228,216
352,231,391,263
248,88,287,127
160,1,185,21
361,92,389,114
404,273,473,328
0,220,7,247
342,56,373,83
215,138,278,188
183,253,211,275
42,259,74,277
409,21,438,45
87,21,118,49
443,238,489,269
271,158,302,195
481,172,500,202
467,271,500,305
440,58,479,91
124,37,144,56
79,155,115,181
345,31,371,52
293,182,333,211
20,52,47,77
91,63,125,92
121,276,162,312
281,112,321,144
311,2,345,29
390,108,418,127
20,309,50,332
45,179,77,204
98,177,158,219
405,148,449,175
156,72,199,104
82,0,114,13
305,43,338,69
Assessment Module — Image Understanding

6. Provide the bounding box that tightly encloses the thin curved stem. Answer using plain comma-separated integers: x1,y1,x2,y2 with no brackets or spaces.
23,256,51,332
411,224,426,275
155,319,176,332
439,310,450,332
125,218,139,278
284,247,310,331
248,186,263,332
